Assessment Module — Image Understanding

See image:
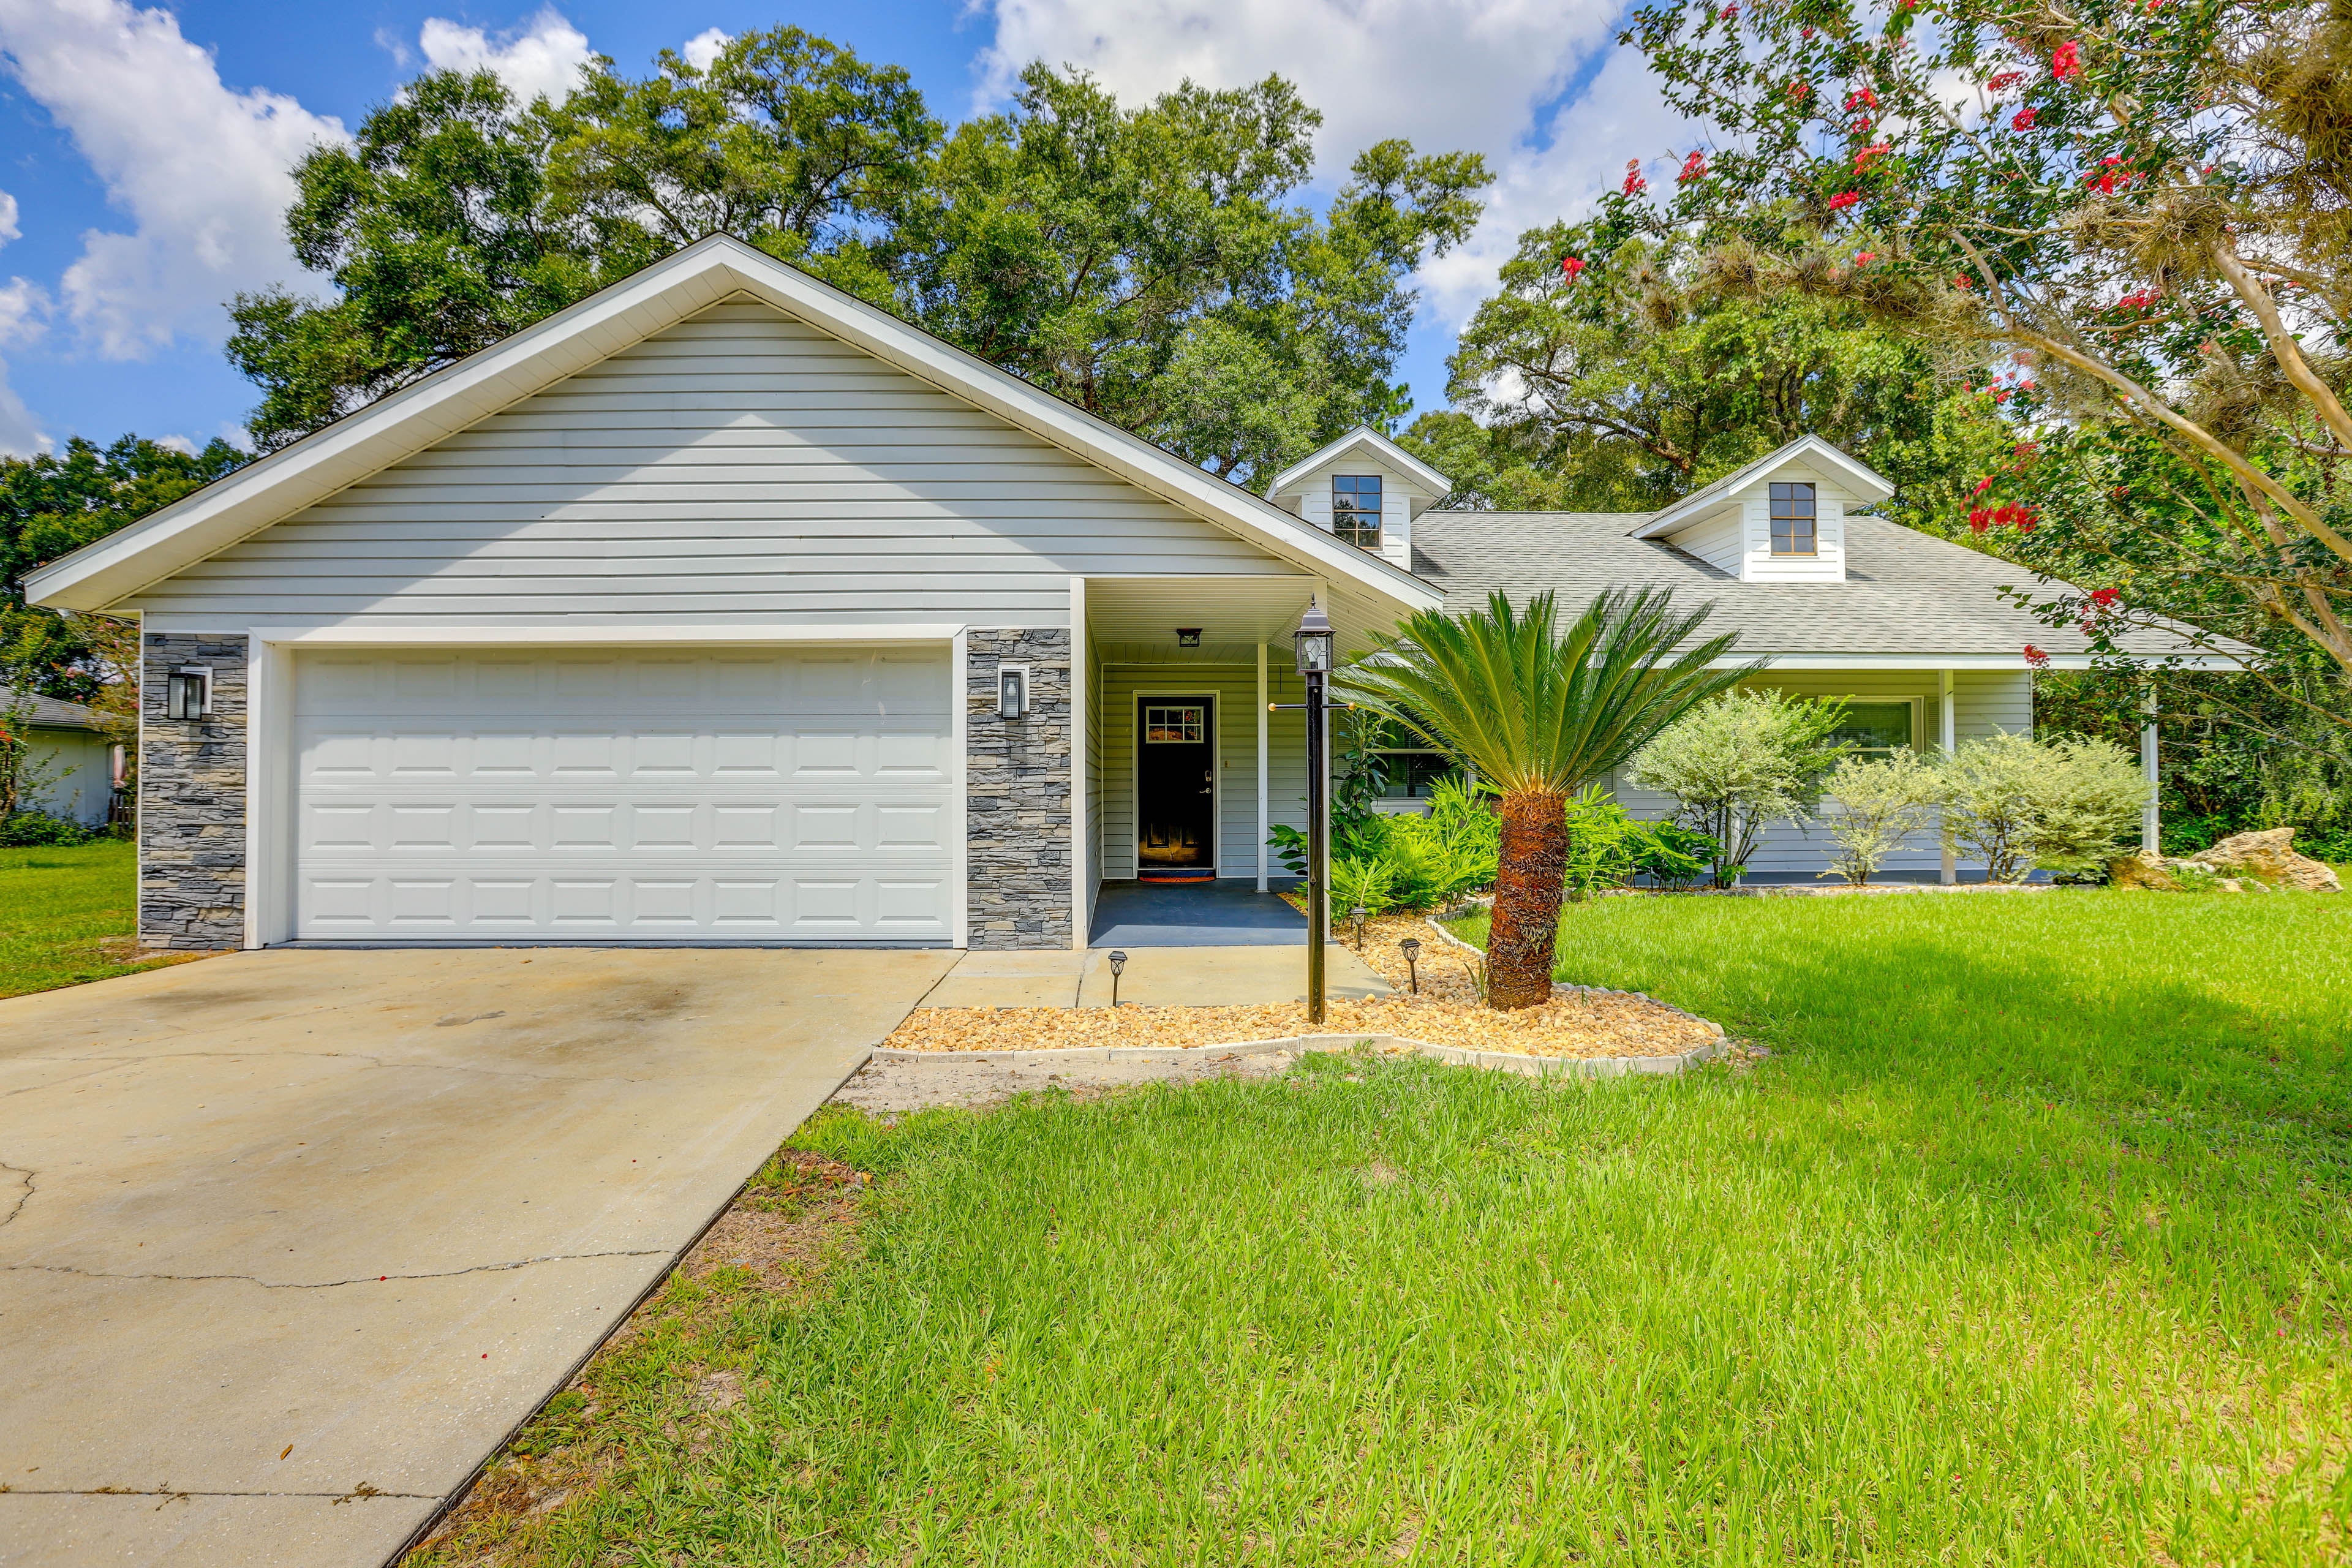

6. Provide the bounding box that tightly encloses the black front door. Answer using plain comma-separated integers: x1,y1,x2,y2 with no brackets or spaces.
1137,698,1215,872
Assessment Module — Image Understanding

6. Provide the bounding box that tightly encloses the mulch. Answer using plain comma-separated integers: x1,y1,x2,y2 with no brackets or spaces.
879,915,1719,1061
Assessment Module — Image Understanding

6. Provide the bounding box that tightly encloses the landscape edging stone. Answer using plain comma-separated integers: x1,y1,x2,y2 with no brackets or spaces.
868,1032,1722,1078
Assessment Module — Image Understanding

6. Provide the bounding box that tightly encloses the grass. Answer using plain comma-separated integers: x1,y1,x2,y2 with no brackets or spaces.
415,889,2352,1566
0,840,190,998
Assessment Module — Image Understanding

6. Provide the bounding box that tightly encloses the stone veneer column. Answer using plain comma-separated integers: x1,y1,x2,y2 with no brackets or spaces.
140,633,249,949
964,628,1073,950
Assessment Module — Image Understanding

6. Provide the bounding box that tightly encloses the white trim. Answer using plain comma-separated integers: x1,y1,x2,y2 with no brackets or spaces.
1268,425,1453,500
1133,688,1221,878
28,236,1441,619
1630,435,1896,540
1712,652,2245,671
232,621,970,647
1256,643,1270,892
952,627,970,949
2141,690,2161,853
1939,669,1957,886
1069,576,1090,952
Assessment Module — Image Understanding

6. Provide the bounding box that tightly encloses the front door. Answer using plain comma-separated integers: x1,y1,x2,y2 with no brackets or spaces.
1137,698,1215,873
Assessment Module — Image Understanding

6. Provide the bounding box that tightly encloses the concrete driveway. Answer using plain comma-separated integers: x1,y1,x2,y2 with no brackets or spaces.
0,946,953,1568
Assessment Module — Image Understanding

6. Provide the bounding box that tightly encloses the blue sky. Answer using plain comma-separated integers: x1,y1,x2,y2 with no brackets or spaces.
0,0,1686,456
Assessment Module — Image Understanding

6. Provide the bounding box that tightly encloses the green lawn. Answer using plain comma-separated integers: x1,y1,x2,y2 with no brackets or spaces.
419,889,2351,1566
0,841,185,998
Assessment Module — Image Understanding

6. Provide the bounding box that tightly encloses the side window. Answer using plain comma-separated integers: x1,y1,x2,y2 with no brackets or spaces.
1770,481,1817,555
1828,701,1914,757
1332,474,1383,548
1365,717,1457,799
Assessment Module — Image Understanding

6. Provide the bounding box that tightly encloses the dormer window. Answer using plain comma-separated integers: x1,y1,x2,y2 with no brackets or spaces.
1770,482,1817,555
1332,474,1382,548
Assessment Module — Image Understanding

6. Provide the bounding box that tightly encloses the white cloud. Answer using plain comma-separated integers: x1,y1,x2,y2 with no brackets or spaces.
0,268,51,453
418,7,594,105
153,432,197,454
682,27,729,72
970,0,1698,334
0,0,349,360
0,190,19,249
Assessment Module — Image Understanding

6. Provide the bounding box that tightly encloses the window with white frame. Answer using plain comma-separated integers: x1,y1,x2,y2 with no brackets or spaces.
1332,473,1382,548
1770,481,1818,555
1829,701,1915,757
1365,717,1457,799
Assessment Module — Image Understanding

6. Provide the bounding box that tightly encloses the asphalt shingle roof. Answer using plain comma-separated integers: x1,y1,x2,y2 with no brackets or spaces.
1409,509,2238,660
4,689,109,730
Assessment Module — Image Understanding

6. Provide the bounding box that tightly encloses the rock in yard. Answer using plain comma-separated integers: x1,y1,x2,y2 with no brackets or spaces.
2191,827,2341,892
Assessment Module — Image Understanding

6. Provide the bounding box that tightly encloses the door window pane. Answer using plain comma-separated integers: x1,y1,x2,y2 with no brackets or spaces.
1143,705,1206,744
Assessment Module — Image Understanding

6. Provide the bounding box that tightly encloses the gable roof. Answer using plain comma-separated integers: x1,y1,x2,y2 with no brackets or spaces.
5,690,109,730
26,236,1442,617
1628,435,1897,541
1267,426,1452,499
1412,508,2251,668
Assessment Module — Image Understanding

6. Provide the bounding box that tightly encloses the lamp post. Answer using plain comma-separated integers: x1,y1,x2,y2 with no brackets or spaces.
1107,949,1128,1009
1399,937,1421,994
1294,602,1334,1023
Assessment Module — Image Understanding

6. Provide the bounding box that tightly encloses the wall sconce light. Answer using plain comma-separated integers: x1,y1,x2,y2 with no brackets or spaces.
1107,948,1128,1008
1175,628,1202,647
1398,937,1422,993
997,664,1028,720
165,666,211,720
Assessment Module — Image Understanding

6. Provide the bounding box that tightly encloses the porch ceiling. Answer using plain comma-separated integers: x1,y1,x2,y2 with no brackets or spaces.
1085,576,1314,659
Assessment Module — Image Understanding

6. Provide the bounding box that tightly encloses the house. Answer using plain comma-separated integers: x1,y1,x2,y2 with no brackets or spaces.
2,690,120,829
25,236,2233,952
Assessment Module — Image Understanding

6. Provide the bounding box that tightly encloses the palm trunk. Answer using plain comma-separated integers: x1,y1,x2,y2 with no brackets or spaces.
1487,790,1567,1009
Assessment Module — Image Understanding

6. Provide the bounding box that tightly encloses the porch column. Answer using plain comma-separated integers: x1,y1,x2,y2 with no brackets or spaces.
2141,690,2161,853
1939,669,1958,885
1071,575,1090,951
1256,643,1270,891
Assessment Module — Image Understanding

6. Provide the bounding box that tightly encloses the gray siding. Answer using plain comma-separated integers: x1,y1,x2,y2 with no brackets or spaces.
132,300,1284,624
1608,669,2032,879
1098,660,1311,881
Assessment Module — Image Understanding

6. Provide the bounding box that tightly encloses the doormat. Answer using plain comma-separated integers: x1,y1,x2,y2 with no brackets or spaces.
1136,868,1217,884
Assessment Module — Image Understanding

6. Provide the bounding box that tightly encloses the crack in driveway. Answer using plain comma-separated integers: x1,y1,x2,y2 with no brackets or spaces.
0,1163,29,1227
3,1249,665,1289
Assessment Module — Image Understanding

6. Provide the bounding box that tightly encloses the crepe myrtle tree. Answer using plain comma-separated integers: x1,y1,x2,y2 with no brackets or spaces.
1621,0,2352,705
1339,589,1754,1010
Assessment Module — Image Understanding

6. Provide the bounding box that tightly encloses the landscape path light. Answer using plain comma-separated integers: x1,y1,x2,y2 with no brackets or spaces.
1399,936,1421,994
1107,949,1127,1009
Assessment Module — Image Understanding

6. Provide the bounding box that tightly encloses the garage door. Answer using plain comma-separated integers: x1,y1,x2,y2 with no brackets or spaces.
292,646,956,943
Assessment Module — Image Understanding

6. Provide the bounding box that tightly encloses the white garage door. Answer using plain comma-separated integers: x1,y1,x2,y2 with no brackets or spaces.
293,646,956,943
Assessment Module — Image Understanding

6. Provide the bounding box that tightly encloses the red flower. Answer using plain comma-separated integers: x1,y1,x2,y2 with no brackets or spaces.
1679,150,1709,181
1853,141,1891,172
1845,88,1880,110
2089,587,2120,609
1561,255,1586,281
1829,190,1862,211
2051,40,2082,80
1987,70,2026,91
2011,107,2036,130
1623,164,1648,195
1954,274,1975,289
2024,644,2051,668
1992,387,2011,402
2114,288,2160,312
1972,476,1995,495
1968,507,1994,530
1720,3,1738,17
1855,251,1877,265
1787,79,1812,99
1801,25,1814,38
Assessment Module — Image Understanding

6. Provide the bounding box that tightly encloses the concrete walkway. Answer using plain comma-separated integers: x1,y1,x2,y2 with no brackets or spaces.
0,946,952,1568
916,943,1390,1009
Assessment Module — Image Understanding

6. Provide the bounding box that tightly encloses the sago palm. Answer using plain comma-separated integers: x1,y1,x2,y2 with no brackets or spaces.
1340,589,1755,1009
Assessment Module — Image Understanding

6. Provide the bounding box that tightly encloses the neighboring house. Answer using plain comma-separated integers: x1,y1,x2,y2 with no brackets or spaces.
25,236,2234,953
2,690,120,828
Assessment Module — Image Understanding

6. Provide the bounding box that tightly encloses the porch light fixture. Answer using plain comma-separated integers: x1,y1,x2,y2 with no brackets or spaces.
165,666,211,721
1399,937,1422,993
1175,628,1202,647
1291,604,1333,676
1107,949,1128,1008
997,664,1029,720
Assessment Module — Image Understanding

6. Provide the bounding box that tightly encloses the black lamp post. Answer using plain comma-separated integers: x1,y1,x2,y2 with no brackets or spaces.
1107,949,1128,1009
1399,937,1422,994
1293,601,1334,1023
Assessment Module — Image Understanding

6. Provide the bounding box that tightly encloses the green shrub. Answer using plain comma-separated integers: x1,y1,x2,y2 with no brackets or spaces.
1560,786,1638,902
1624,820,1721,888
1937,731,2150,881
1629,690,1850,887
1820,749,1943,885
1330,854,1398,920
0,812,92,847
